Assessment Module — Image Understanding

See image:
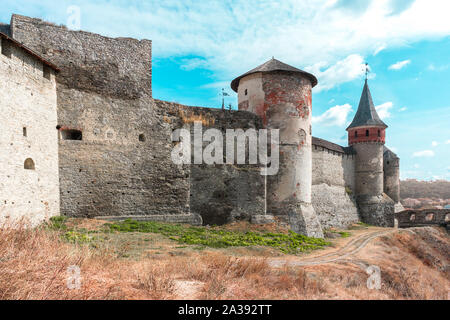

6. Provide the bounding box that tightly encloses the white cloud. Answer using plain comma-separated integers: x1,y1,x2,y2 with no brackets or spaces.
412,150,435,158
375,102,394,120
312,104,353,127
399,107,407,112
431,141,439,147
11,0,449,89
388,59,411,70
306,55,369,92
445,140,450,144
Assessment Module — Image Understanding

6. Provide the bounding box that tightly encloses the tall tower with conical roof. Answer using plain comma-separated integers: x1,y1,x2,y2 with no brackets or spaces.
347,79,395,227
231,58,323,238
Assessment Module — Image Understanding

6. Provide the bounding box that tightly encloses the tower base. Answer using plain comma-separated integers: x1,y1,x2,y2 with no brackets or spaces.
357,194,395,227
283,203,324,238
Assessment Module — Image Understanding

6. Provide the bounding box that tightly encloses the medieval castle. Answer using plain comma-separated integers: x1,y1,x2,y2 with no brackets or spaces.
0,15,404,237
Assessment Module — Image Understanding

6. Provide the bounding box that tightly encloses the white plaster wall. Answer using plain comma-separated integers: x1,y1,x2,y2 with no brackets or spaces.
237,73,264,113
0,40,59,227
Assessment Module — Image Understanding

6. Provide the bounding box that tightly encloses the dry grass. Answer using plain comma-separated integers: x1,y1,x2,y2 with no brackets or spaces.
0,222,448,300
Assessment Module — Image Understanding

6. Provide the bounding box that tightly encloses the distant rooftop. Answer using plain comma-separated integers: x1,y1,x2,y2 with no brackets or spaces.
312,137,355,155
231,58,318,92
347,80,387,130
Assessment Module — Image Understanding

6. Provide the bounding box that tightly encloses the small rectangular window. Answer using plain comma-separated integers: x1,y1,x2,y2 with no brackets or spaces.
23,127,27,137
43,66,51,80
1,38,12,58
61,129,82,141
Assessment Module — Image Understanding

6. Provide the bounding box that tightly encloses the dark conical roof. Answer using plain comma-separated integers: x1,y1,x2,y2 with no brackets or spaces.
383,146,399,159
347,80,387,130
231,58,318,92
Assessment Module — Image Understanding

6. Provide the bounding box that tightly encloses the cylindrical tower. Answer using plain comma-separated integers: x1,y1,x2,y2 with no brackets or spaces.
384,147,404,212
383,147,400,203
347,79,394,226
231,58,323,237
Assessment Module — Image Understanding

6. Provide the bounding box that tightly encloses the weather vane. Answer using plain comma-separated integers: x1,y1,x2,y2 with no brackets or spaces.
365,63,370,81
221,88,230,110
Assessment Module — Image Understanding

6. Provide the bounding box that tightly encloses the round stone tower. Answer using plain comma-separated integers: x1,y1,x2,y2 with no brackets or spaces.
231,58,323,238
347,79,394,226
384,147,404,212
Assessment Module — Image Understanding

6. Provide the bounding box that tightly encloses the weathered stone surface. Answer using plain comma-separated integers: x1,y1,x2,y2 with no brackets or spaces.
358,195,395,227
312,184,359,229
10,14,152,100
0,35,59,226
191,165,265,226
395,209,449,228
311,145,359,229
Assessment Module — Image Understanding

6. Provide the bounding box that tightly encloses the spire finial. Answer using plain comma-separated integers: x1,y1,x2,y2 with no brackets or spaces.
365,63,370,82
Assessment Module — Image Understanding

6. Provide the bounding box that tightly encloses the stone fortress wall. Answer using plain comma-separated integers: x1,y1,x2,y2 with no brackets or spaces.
0,31,59,226
0,14,404,234
311,138,359,229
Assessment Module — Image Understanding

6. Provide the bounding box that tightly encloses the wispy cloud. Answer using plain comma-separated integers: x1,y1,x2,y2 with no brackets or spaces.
431,141,439,147
399,107,408,112
375,102,394,119
427,63,449,71
312,104,353,127
388,59,411,70
412,150,435,158
373,43,387,56
180,58,209,71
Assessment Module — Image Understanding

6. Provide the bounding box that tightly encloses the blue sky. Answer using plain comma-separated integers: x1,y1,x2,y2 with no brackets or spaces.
1,0,449,181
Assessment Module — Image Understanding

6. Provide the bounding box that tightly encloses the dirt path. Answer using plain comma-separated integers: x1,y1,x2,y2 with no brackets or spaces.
270,229,395,268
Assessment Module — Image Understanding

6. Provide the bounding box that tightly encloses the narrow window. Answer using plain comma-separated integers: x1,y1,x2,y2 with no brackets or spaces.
355,131,358,138
61,129,82,141
23,127,27,137
426,213,434,222
410,214,415,222
1,38,11,58
245,89,248,96
139,134,146,142
24,158,35,170
366,130,369,137
378,130,381,137
43,66,51,80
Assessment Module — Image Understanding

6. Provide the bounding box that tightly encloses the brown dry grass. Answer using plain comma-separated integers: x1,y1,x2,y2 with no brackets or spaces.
0,223,448,300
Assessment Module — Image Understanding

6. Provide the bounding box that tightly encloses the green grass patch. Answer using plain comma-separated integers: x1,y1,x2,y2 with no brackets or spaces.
105,219,330,254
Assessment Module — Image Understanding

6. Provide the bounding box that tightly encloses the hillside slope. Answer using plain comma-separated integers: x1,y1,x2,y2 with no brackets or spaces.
0,220,448,300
